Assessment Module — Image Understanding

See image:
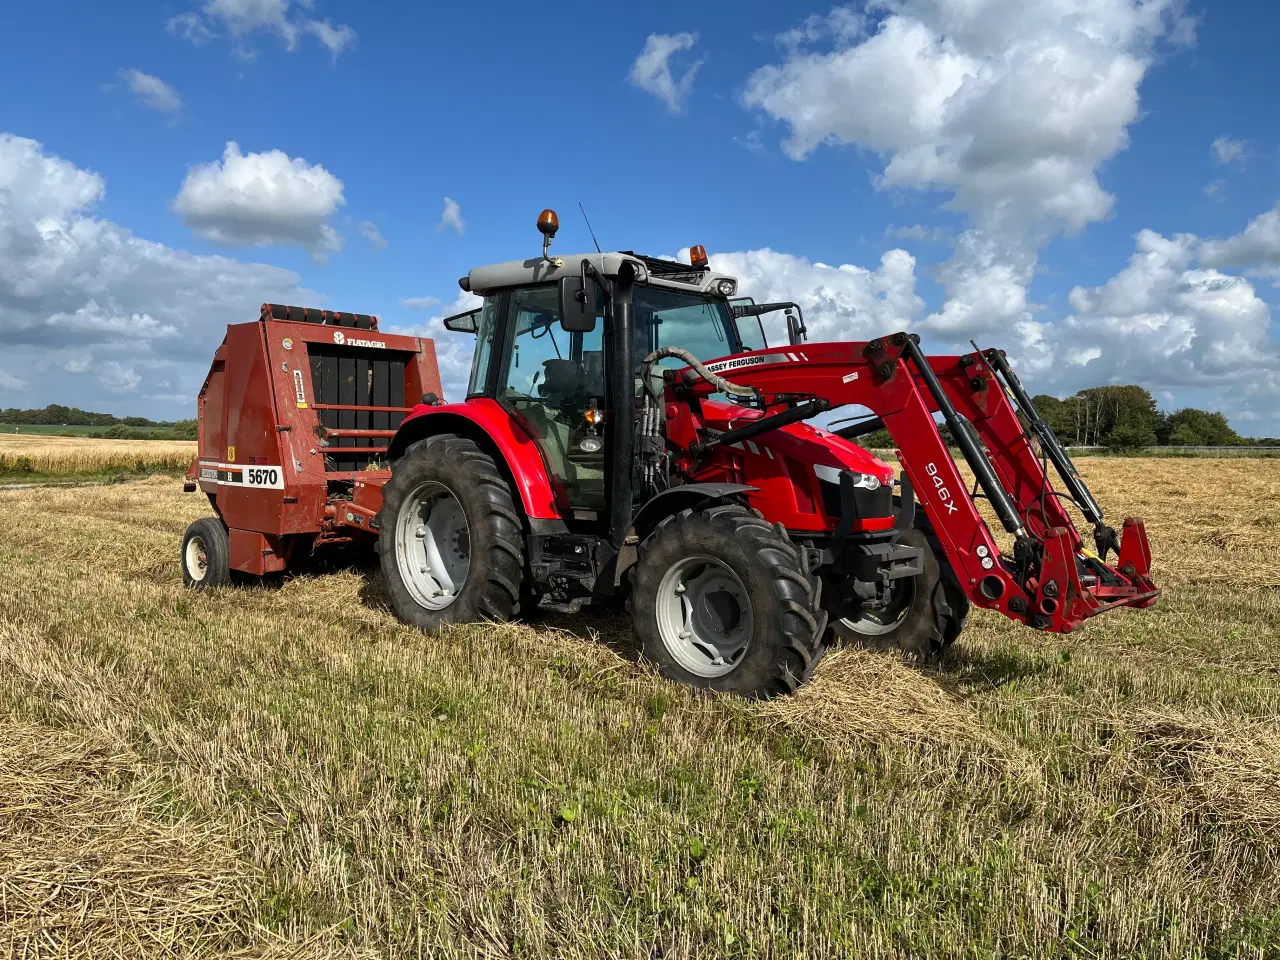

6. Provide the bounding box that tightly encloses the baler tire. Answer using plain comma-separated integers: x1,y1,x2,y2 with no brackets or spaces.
629,503,825,699
377,434,525,633
181,517,231,590
824,525,968,661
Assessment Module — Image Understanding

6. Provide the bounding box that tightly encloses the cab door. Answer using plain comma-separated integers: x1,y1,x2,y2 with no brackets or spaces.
494,285,607,518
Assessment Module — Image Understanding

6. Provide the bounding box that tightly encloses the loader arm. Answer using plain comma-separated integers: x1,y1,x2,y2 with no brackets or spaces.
668,334,1159,634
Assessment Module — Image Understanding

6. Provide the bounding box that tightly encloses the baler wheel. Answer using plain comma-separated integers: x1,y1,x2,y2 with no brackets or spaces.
825,526,969,661
378,434,525,633
181,517,231,590
629,503,826,699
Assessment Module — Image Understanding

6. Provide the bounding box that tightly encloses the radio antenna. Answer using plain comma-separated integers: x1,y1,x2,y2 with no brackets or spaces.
578,201,602,253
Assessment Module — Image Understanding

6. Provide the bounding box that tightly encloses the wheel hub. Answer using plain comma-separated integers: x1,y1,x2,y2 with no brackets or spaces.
841,577,915,637
185,535,208,582
395,481,471,611
656,555,754,678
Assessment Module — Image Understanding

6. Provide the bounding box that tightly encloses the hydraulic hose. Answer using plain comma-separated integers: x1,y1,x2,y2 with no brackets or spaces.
641,346,758,401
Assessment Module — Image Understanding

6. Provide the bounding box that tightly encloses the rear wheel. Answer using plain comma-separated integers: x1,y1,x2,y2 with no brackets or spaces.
378,435,525,632
824,526,968,660
181,517,230,590
630,503,826,699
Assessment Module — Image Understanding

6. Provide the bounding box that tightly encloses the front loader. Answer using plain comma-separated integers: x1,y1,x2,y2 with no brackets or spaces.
183,209,1158,699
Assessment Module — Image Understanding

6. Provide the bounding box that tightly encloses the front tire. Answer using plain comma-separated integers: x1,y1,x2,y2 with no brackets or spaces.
630,503,826,699
377,435,525,633
824,526,969,660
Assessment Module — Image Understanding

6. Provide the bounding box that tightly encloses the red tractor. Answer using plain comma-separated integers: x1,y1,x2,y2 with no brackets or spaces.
183,210,1158,699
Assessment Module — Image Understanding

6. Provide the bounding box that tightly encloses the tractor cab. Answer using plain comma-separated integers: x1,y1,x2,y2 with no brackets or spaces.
440,220,786,531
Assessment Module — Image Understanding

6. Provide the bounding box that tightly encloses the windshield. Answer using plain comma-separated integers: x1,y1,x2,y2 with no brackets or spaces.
633,286,766,372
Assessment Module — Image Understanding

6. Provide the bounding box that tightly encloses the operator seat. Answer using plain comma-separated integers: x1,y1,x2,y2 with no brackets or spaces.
537,359,584,403
526,356,605,511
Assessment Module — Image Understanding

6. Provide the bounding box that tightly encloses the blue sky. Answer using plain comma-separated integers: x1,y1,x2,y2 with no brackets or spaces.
2,0,1279,434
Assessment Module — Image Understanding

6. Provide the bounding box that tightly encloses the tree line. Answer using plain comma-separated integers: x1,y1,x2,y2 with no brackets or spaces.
1030,386,1273,449
848,385,1272,451
1,404,196,440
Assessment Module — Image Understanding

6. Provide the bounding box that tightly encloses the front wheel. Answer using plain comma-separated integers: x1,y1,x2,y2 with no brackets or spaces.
629,503,826,699
377,435,525,633
824,526,968,660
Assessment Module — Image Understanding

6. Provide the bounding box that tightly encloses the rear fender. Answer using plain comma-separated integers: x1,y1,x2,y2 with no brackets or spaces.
388,398,560,521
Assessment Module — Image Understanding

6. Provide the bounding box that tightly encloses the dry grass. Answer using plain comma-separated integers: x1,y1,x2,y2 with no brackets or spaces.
0,461,1278,958
0,433,195,478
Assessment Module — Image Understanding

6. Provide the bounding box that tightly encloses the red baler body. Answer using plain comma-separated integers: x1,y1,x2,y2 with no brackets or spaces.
189,308,441,574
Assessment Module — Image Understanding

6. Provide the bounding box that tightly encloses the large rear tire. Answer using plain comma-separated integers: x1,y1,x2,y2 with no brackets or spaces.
824,525,968,661
377,435,525,632
629,503,826,699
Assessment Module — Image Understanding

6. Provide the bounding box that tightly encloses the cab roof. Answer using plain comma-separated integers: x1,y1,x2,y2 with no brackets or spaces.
465,252,738,298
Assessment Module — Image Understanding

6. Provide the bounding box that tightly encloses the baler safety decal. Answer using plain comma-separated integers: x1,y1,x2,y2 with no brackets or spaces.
198,462,285,489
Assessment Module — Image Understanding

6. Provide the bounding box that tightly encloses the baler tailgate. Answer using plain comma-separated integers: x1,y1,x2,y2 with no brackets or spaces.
306,341,410,471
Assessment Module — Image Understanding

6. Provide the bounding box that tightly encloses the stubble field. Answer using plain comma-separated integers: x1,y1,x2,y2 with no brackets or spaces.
0,456,1278,958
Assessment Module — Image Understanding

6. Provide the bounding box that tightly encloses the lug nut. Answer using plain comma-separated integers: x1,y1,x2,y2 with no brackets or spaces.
1043,580,1060,598
877,362,894,379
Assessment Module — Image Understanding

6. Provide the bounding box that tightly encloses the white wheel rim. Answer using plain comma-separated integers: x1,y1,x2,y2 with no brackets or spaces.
840,579,915,636
185,535,208,582
395,481,470,611
655,554,753,678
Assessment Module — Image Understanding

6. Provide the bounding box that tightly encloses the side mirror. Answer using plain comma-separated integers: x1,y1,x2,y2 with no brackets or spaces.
731,300,808,344
558,276,597,333
785,308,808,345
443,308,478,333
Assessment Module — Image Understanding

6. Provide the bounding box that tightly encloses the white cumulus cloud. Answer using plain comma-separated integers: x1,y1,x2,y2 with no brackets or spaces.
1212,136,1247,167
359,220,387,250
1055,229,1279,426
743,0,1196,345
120,69,183,114
172,141,345,256
0,132,318,413
387,291,482,403
438,197,464,236
1199,204,1280,278
630,32,704,113
706,247,924,345
168,0,355,59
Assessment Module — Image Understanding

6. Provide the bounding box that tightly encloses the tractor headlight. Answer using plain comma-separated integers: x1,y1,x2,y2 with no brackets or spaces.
814,465,880,490
716,279,736,297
